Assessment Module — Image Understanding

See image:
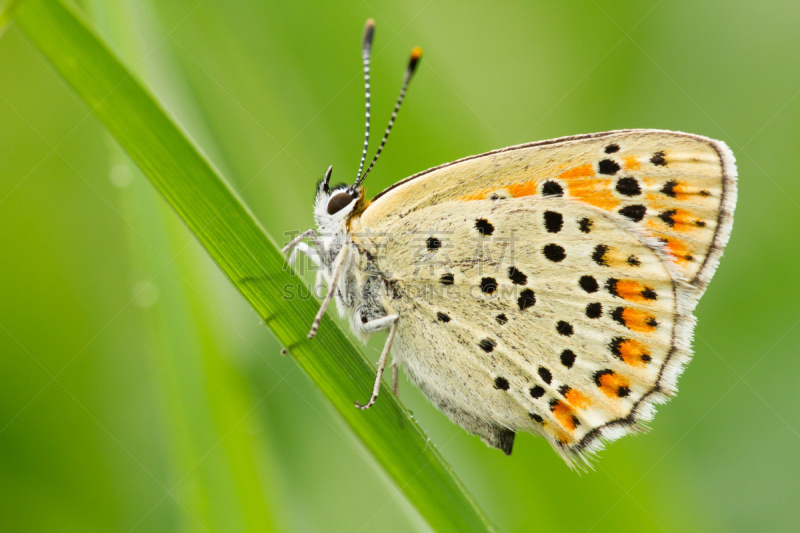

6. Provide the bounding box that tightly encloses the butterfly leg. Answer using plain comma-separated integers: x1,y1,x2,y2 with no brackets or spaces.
314,270,329,298
308,246,348,339
288,242,321,270
281,228,318,255
283,231,325,297
391,361,399,396
356,317,398,410
358,313,398,333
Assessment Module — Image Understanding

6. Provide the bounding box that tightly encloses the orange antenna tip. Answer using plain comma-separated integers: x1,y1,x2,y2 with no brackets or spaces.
408,47,423,73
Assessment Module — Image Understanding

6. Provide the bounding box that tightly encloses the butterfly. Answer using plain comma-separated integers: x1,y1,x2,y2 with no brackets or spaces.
283,20,737,467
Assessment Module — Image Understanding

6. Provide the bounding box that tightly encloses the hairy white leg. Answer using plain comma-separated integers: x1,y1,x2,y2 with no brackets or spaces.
391,361,399,396
285,232,324,296
307,245,348,339
289,242,321,268
281,228,318,254
359,313,399,334
356,318,398,410
314,270,328,298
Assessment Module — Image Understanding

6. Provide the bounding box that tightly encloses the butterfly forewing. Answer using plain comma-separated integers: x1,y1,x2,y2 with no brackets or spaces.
358,130,735,292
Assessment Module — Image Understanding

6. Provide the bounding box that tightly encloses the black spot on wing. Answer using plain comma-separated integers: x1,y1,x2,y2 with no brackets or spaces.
494,377,510,390
609,337,625,358
543,244,566,262
479,338,496,353
659,209,677,228
592,244,609,266
475,218,494,236
606,278,620,297
611,306,626,326
619,204,646,222
480,277,498,294
541,181,564,197
586,302,602,319
598,159,621,175
508,267,528,285
579,275,599,293
560,349,576,368
517,289,536,310
660,180,678,198
542,180,564,196
556,321,574,336
426,236,441,251
616,177,641,197
544,211,563,233
651,150,667,166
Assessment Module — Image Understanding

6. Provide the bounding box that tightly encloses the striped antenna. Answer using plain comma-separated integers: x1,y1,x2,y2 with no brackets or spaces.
355,45,423,188
355,19,375,183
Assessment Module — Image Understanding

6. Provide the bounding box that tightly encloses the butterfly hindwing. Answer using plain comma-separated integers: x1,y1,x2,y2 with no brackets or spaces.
361,195,686,465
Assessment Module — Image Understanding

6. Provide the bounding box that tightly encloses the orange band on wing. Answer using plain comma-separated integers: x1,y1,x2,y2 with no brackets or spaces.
664,237,694,265
506,179,539,198
559,163,594,180
564,389,591,409
551,400,578,431
614,279,657,303
459,187,492,201
568,178,619,210
662,208,698,232
619,308,658,333
622,156,641,171
560,163,616,210
612,338,651,367
596,371,631,398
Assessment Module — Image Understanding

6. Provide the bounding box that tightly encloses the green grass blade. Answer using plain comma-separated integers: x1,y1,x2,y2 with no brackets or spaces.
88,1,287,527
11,1,494,530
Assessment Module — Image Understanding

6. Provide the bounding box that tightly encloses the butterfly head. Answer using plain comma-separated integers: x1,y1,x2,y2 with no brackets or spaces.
314,166,363,228
312,21,421,235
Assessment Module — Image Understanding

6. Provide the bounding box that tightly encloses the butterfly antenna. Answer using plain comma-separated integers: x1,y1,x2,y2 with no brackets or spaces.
355,19,375,183
355,45,423,188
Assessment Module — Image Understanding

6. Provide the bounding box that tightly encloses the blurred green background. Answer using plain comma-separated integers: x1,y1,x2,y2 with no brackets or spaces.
1,0,798,531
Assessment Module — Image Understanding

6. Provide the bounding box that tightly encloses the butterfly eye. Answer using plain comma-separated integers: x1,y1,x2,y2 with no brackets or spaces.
327,191,356,215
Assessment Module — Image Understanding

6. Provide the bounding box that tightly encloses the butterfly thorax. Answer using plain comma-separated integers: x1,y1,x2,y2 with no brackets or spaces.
313,184,394,341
